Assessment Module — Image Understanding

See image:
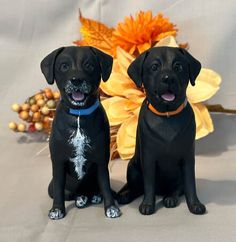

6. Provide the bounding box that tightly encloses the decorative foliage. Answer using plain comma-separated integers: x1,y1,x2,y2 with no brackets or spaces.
74,10,114,56
10,10,226,161
74,10,177,56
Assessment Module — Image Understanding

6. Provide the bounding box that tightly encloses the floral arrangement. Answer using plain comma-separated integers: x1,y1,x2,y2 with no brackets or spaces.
10,10,227,160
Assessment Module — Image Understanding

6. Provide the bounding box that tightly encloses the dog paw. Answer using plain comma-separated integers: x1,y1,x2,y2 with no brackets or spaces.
48,208,65,220
139,202,155,215
188,202,206,215
105,205,122,218
75,195,89,208
91,195,103,204
163,196,179,208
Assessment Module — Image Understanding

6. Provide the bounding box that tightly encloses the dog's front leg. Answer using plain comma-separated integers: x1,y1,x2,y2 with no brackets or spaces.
97,164,121,218
139,156,156,215
183,150,206,215
48,161,66,220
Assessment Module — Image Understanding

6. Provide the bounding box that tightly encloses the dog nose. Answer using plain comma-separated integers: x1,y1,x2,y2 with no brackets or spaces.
163,75,169,81
71,77,80,86
162,75,174,85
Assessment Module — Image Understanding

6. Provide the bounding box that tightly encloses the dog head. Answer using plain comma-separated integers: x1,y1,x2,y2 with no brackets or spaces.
128,47,201,112
41,46,113,108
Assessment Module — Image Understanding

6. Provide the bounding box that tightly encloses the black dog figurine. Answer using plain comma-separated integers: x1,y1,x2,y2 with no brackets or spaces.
117,47,206,216
41,46,121,219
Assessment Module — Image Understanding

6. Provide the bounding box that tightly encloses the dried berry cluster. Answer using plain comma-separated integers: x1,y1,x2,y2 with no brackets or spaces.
9,88,60,133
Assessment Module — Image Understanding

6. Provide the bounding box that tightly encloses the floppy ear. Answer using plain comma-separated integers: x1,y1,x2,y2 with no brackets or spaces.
127,50,148,88
89,47,113,82
179,48,201,86
40,47,65,85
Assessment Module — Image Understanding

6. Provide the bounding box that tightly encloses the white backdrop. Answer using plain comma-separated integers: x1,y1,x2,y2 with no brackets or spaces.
1,1,236,241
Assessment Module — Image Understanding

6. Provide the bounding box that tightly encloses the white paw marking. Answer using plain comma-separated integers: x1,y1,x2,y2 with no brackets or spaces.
91,195,102,204
75,195,88,208
106,206,121,218
69,117,90,180
48,208,64,220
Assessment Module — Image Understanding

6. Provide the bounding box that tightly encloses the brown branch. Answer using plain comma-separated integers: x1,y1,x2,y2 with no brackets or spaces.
206,104,236,114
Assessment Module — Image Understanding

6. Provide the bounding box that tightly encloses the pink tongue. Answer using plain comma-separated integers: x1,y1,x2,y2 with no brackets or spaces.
161,92,175,101
72,91,85,101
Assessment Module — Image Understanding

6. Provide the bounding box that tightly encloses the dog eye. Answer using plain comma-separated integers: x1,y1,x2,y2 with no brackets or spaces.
84,62,94,72
60,63,70,72
151,63,161,71
174,63,183,72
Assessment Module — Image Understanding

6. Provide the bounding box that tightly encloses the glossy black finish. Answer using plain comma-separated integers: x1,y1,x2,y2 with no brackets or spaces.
117,47,206,215
41,46,121,219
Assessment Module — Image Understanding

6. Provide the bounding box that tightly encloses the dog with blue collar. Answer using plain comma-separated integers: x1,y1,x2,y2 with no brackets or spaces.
41,46,121,219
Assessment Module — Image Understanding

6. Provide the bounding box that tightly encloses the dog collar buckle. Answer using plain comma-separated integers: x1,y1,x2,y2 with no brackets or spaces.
69,99,100,116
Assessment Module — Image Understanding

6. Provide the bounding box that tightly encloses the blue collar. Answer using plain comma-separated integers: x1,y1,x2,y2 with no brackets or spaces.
69,99,100,116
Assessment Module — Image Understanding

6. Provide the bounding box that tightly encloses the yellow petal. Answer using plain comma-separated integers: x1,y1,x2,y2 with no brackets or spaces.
101,97,133,125
191,102,214,139
119,151,134,160
187,68,221,103
137,42,151,54
112,59,120,73
154,36,178,47
100,60,122,96
123,88,144,100
117,115,137,160
128,45,136,55
100,81,118,96
133,106,141,116
105,73,137,97
101,97,111,113
154,32,177,42
125,115,138,138
116,47,134,77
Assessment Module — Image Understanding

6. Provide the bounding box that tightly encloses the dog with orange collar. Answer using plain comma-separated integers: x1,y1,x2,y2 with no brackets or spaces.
117,47,206,216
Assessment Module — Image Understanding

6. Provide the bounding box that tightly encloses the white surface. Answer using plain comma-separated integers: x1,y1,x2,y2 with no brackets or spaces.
1,1,236,241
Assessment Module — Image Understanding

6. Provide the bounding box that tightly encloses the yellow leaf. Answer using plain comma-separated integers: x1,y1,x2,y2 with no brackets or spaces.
117,116,137,159
119,152,134,160
123,89,145,104
116,47,134,77
154,36,179,47
187,68,222,103
191,103,214,139
137,42,151,54
154,31,177,42
75,11,114,56
133,106,141,116
101,97,132,125
112,59,120,73
101,73,136,97
125,115,138,138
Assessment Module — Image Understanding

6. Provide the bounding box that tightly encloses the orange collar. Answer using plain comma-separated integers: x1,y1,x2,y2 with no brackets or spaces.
147,99,187,117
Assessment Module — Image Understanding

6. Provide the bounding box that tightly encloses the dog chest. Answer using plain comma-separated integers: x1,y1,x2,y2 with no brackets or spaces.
69,116,91,180
142,104,195,144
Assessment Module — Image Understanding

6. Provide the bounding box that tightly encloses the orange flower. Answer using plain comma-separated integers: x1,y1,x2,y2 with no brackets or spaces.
112,11,177,55
101,37,221,160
